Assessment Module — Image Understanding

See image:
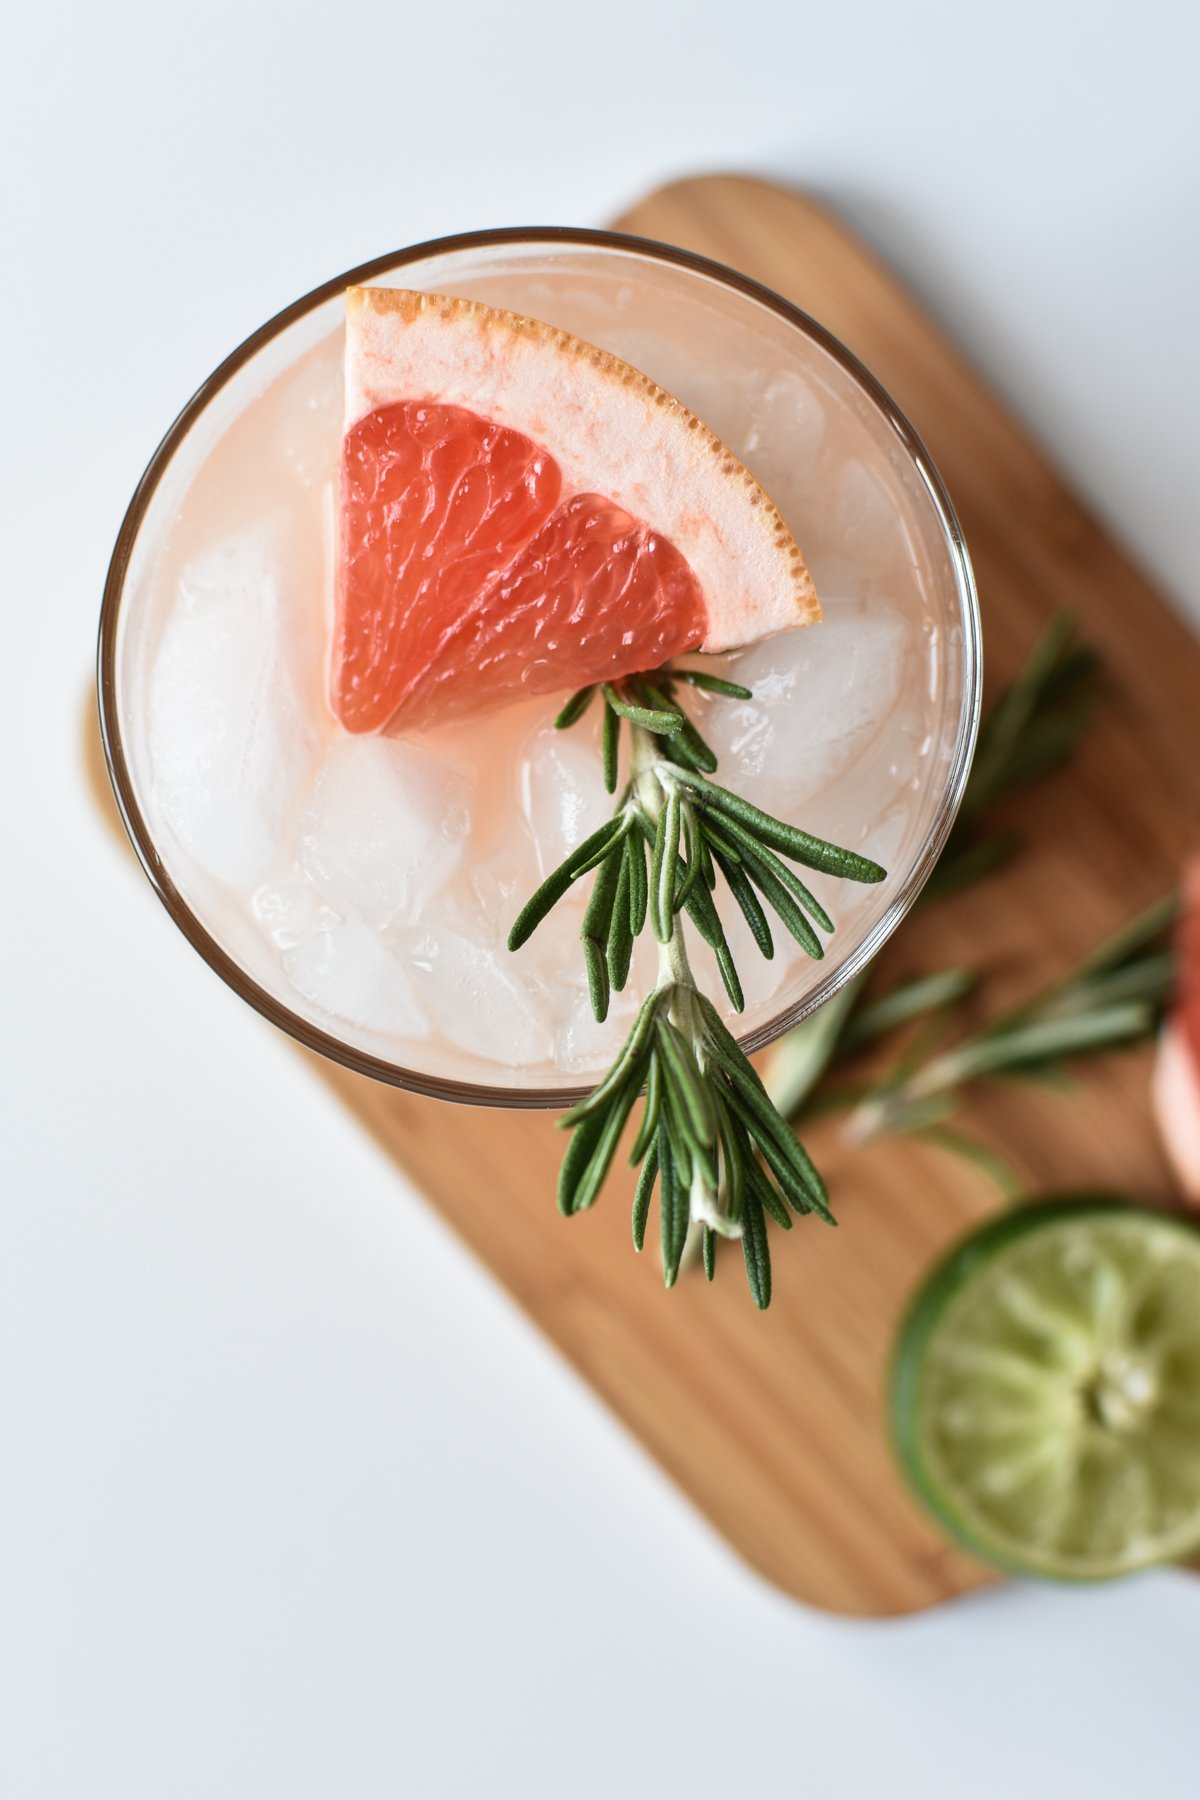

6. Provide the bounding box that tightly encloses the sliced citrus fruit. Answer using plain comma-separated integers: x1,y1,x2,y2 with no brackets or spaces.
891,1198,1200,1580
1153,860,1200,1202
333,286,819,733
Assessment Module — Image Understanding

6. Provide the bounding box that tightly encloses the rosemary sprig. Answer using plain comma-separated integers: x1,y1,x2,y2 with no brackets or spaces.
508,665,887,1306
766,966,977,1122
509,670,885,1022
771,897,1175,1189
924,614,1101,902
764,614,1104,1115
557,956,833,1308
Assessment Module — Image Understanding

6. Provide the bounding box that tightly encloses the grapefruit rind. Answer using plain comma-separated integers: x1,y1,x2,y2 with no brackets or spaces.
344,285,820,654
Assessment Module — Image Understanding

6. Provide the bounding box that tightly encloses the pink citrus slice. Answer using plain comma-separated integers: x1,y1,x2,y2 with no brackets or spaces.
1153,858,1200,1202
333,286,819,734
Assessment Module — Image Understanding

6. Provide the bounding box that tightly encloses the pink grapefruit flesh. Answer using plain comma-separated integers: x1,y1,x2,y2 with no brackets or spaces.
334,286,819,734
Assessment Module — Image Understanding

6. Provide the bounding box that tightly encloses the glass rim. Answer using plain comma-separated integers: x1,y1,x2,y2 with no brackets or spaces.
97,222,982,1110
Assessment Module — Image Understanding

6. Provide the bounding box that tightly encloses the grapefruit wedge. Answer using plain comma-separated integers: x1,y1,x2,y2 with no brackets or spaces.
1153,858,1200,1202
333,286,820,733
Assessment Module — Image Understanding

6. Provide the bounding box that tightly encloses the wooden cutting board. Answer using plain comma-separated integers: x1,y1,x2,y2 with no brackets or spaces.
91,176,1200,1616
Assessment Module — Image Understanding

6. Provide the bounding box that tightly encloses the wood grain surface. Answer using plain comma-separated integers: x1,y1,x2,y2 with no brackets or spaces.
92,176,1200,1616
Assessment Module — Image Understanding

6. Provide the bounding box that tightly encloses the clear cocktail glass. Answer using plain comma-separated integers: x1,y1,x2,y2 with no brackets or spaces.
98,229,980,1106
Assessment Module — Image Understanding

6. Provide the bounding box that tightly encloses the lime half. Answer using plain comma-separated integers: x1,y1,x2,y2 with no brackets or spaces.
891,1199,1200,1580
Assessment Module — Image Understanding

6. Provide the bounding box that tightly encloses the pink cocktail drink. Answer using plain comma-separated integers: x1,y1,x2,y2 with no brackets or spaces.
101,232,979,1101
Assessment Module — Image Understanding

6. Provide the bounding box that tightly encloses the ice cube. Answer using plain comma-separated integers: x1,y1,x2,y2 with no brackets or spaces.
554,985,640,1077
698,598,908,820
429,837,536,953
740,369,827,493
834,459,911,574
253,876,336,949
283,917,428,1039
520,726,613,877
148,526,318,889
434,814,617,1004
404,927,555,1068
299,736,472,931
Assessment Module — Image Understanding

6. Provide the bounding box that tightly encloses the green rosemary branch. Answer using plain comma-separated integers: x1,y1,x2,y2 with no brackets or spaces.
509,669,885,1022
923,614,1101,902
508,665,887,1306
763,614,1105,1119
766,966,977,1122
771,896,1175,1191
556,957,833,1309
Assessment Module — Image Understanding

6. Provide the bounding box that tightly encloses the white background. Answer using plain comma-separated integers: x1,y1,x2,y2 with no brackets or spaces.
3,2,1200,1794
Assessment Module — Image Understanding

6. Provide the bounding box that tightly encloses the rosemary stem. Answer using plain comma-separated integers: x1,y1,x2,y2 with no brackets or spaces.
630,721,666,824
678,1217,707,1272
630,722,696,998
843,1052,967,1144
658,929,695,993
629,722,727,1253
842,1093,906,1147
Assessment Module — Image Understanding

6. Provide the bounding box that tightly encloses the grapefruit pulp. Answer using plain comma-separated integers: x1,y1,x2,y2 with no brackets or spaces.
333,287,820,733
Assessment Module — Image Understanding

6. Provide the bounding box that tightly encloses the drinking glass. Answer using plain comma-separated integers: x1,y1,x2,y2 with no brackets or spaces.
97,228,980,1106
